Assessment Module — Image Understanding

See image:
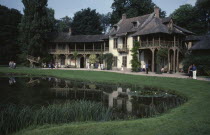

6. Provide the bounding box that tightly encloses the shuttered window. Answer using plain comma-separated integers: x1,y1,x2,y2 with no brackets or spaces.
114,38,118,49
113,57,117,67
122,56,127,67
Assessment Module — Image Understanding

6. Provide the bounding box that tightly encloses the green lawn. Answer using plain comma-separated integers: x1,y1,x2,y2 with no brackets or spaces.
0,67,210,135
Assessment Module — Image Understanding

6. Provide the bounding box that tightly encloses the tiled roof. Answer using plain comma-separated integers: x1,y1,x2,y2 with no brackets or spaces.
49,33,108,43
191,35,210,50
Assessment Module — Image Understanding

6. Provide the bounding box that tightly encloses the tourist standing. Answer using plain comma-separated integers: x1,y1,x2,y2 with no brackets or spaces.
146,64,149,74
13,62,16,69
192,64,197,79
188,65,193,78
9,61,12,68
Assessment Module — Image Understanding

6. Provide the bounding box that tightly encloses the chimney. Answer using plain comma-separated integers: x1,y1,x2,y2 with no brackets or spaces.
69,27,72,35
154,6,160,18
122,14,127,20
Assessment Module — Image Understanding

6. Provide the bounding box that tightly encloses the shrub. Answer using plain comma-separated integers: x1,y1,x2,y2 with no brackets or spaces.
182,54,210,76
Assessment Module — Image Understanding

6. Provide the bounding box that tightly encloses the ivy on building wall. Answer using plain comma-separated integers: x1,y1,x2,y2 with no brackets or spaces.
156,48,168,73
131,41,140,72
104,53,113,70
73,51,78,68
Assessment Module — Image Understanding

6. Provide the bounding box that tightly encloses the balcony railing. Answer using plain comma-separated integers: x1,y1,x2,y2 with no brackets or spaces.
140,40,181,48
49,48,109,54
117,47,129,53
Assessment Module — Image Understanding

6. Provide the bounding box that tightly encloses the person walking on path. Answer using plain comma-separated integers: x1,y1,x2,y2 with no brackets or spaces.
188,64,193,78
192,64,197,79
146,64,149,74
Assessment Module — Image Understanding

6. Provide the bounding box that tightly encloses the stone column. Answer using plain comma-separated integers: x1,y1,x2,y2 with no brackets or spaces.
139,36,142,47
84,54,86,68
104,41,106,51
168,49,170,72
65,54,69,65
159,35,160,46
75,44,76,52
176,50,179,72
66,44,69,53
173,49,176,72
174,35,176,47
93,43,95,52
151,48,155,72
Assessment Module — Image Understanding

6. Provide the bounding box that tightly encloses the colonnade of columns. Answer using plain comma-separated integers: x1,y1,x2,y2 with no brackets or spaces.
146,48,180,73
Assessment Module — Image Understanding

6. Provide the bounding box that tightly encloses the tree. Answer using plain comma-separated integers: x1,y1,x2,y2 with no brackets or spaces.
71,8,103,35
100,13,111,34
170,4,205,34
131,41,140,72
0,5,22,64
19,0,53,59
110,0,166,25
73,51,78,68
47,8,57,32
89,54,98,64
56,16,72,32
195,0,210,34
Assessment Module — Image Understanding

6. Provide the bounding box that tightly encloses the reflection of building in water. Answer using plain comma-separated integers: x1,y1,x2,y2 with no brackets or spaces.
48,78,180,117
50,79,103,101
104,87,132,113
49,78,133,113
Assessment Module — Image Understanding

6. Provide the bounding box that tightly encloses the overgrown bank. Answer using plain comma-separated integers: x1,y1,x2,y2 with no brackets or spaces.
0,67,210,135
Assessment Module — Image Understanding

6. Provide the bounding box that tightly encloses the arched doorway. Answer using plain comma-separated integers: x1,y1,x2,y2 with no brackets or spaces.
80,57,85,68
60,55,66,66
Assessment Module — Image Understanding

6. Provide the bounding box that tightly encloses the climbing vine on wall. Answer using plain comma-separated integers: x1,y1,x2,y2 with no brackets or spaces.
156,48,168,73
131,41,140,72
104,53,113,70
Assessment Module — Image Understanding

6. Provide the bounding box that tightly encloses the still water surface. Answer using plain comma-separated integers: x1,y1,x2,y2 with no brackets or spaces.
0,76,185,118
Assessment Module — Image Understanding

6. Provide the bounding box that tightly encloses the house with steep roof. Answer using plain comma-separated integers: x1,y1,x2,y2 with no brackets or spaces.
108,6,193,72
48,7,194,72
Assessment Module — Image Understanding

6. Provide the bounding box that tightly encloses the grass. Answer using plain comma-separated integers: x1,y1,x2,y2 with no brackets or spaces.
0,67,210,135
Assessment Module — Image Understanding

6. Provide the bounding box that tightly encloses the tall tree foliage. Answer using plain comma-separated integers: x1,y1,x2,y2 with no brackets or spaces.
71,8,103,35
56,16,72,32
171,0,210,34
195,0,210,34
170,4,205,34
110,0,166,25
19,0,53,58
100,13,111,34
0,5,22,64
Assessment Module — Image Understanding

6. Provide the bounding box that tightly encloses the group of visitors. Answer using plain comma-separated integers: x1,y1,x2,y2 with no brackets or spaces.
9,61,16,69
188,64,197,79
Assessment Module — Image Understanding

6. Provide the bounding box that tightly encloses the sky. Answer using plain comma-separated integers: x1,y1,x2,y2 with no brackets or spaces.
0,0,196,19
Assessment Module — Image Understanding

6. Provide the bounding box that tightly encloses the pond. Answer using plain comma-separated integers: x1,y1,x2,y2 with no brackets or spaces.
0,76,186,134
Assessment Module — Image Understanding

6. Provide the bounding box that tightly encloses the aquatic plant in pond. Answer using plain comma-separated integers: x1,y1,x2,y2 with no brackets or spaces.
0,101,112,135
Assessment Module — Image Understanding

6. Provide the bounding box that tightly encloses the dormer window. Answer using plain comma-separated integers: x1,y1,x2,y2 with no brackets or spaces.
133,22,137,28
132,21,139,28
113,24,119,31
114,26,118,31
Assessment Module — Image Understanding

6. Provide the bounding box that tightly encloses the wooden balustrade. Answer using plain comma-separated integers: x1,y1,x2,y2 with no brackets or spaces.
140,40,182,48
49,48,109,54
